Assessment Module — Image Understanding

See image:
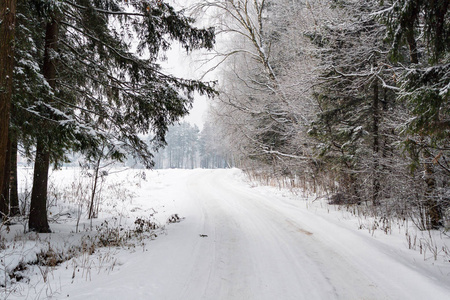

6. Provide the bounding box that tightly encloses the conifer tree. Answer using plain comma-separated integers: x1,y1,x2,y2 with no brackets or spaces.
13,0,215,232
308,0,394,205
0,0,17,219
379,0,449,228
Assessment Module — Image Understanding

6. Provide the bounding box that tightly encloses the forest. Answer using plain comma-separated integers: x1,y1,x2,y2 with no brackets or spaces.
152,122,230,169
0,0,449,233
0,0,216,232
199,0,450,230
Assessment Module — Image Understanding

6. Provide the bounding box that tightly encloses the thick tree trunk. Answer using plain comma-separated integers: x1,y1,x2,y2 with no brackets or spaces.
28,18,59,232
0,135,11,219
0,0,17,211
29,137,51,232
422,140,440,228
405,1,420,65
42,19,59,87
405,29,419,65
9,132,20,216
405,13,441,228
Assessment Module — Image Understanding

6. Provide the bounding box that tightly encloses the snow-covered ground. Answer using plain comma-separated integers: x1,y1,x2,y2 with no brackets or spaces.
2,168,450,299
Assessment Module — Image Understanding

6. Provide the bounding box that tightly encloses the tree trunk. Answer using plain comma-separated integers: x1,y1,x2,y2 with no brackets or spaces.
0,0,17,211
29,137,51,232
372,78,380,206
405,12,441,228
405,1,420,65
9,132,20,216
28,18,59,232
405,29,419,65
89,156,101,219
0,135,11,219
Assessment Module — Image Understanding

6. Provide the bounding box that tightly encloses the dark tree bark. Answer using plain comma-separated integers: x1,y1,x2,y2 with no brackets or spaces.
0,132,20,217
423,147,441,228
29,19,59,233
402,5,442,228
29,137,51,232
9,132,20,216
372,78,380,206
0,135,11,219
405,28,419,64
88,155,102,219
0,0,17,215
402,0,420,65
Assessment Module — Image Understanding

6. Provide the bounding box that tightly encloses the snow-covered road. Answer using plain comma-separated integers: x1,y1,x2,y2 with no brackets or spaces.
63,169,450,300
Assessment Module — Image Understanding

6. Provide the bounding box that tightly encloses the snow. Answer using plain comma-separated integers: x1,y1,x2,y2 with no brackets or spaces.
2,168,450,299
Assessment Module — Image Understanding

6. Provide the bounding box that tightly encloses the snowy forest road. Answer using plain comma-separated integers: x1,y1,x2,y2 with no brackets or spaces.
146,169,450,300
65,169,450,300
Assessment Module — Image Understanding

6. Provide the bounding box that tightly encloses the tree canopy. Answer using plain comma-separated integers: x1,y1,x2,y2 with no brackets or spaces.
2,0,217,231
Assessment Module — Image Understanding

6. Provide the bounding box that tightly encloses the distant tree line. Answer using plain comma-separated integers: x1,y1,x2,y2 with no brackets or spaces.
153,121,231,169
197,0,449,229
0,0,215,232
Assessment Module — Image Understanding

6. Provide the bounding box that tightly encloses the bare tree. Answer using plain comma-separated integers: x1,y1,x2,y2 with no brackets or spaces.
196,0,327,178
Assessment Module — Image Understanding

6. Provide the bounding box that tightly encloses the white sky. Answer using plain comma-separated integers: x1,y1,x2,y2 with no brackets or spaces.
161,0,219,131
162,44,210,131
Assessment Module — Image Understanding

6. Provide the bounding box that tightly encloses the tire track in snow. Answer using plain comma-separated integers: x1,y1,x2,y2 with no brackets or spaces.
58,169,450,300
180,170,391,300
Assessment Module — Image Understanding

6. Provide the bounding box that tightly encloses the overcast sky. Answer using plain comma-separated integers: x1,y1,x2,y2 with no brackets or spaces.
161,0,217,131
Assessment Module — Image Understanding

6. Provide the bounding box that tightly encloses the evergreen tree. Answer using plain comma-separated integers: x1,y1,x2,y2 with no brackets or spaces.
199,121,230,169
154,122,200,169
0,0,17,219
9,131,19,215
12,0,215,232
309,0,394,205
379,0,450,227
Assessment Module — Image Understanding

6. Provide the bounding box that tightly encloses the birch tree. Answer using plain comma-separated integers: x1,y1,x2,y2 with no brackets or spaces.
197,0,324,177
